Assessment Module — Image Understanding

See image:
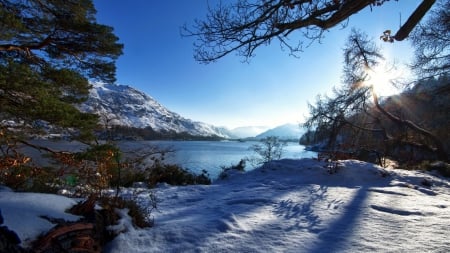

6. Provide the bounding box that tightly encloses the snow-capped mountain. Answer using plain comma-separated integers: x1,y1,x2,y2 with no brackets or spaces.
255,123,305,140
79,82,230,138
228,126,271,139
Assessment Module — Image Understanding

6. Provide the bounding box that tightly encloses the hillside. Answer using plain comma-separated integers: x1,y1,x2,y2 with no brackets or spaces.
255,123,305,140
78,82,231,139
228,126,271,139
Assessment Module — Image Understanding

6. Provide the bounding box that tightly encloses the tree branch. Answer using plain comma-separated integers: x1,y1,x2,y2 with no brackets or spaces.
394,0,436,41
184,0,423,63
0,36,53,57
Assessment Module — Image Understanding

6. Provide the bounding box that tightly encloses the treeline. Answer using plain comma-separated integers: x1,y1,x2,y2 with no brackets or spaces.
300,75,450,163
97,125,225,141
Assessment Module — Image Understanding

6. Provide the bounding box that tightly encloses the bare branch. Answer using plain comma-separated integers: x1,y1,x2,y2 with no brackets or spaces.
394,0,436,41
183,0,431,63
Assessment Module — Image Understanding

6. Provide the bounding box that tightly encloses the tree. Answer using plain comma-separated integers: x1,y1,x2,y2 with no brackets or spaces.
410,0,449,78
250,136,287,164
0,0,123,140
304,29,448,161
0,0,123,188
182,0,436,63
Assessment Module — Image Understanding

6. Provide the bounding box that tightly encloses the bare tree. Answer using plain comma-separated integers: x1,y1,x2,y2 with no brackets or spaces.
182,0,436,63
305,29,448,161
410,0,450,78
249,136,287,164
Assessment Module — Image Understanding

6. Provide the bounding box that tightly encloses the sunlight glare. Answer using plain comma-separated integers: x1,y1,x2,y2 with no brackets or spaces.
365,61,405,97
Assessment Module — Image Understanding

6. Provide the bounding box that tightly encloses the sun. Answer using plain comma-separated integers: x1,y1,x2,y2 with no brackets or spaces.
365,61,405,97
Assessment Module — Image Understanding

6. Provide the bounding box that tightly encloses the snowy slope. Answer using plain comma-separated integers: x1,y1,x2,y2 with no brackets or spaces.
0,189,81,247
78,82,230,138
228,126,271,138
106,160,450,252
2,159,449,252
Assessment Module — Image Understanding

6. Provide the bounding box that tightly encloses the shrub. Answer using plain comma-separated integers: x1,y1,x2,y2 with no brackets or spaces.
110,166,147,188
47,143,123,196
397,160,450,178
249,136,287,165
98,194,155,229
430,162,450,177
147,163,211,187
423,161,450,177
0,164,60,193
218,159,246,180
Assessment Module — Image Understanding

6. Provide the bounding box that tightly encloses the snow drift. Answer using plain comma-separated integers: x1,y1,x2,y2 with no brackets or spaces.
1,159,449,252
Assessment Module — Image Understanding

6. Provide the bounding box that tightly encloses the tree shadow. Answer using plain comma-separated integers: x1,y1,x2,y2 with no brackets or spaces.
196,160,394,252
307,186,369,253
128,158,428,252
273,185,327,233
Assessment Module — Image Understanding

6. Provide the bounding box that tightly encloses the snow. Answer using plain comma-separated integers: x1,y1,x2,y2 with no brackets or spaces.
80,82,231,138
1,159,449,252
0,190,81,247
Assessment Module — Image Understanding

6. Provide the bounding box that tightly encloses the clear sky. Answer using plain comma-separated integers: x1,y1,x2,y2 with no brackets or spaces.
92,1,421,129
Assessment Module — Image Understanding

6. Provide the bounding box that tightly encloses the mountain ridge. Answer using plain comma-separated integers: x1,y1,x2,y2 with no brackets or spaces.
78,82,231,138
255,123,304,140
228,126,271,139
78,82,302,140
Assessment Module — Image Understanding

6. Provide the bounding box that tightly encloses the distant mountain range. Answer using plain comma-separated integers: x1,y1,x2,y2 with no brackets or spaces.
255,123,305,140
78,82,303,140
228,126,271,139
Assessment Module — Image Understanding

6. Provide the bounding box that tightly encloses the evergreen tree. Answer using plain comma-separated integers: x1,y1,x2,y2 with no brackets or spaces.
0,0,123,140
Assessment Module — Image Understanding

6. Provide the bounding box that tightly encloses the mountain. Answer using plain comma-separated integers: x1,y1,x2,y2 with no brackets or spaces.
255,123,305,140
78,82,231,138
228,126,271,139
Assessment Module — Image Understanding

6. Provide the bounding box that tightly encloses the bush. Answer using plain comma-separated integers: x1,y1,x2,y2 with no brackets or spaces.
147,164,211,187
249,136,287,165
424,161,450,177
110,165,147,188
2,141,212,194
218,159,246,180
397,160,450,178
0,165,60,193
98,194,155,229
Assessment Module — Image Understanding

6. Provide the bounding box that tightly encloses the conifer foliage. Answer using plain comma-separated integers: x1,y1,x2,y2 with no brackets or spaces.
0,0,123,188
0,0,123,139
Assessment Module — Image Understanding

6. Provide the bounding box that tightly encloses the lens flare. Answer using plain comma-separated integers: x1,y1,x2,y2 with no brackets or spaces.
365,61,405,97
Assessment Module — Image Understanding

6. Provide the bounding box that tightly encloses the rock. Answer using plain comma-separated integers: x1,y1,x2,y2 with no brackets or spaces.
0,210,28,253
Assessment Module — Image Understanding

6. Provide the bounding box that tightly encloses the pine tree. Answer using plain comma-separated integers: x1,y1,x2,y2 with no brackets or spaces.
0,0,123,140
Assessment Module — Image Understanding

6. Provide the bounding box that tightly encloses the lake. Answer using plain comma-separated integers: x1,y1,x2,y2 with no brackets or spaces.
25,140,317,180
119,140,317,179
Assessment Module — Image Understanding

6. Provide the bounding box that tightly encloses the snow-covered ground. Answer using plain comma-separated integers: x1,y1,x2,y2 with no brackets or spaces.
1,159,450,252
0,189,81,246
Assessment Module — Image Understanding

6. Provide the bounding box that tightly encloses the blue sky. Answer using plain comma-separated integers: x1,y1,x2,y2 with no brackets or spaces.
93,1,421,129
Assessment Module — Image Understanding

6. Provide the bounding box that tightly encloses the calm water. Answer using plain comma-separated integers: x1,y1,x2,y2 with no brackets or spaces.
27,140,316,180
120,140,317,179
